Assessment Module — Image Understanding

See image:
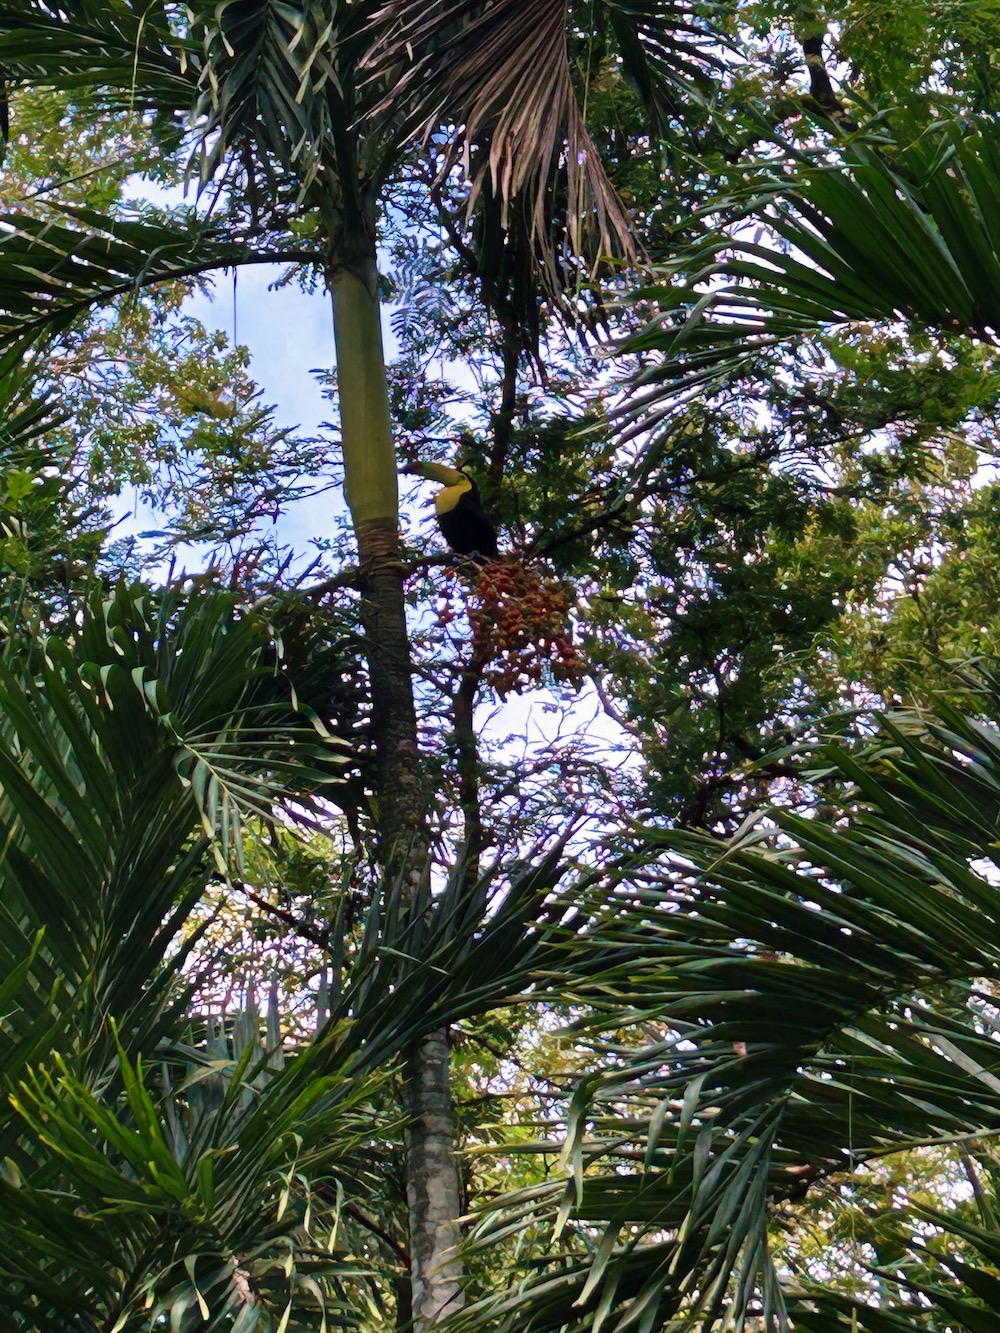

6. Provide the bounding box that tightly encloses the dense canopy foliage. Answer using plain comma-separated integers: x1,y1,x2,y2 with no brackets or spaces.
4,2,1000,1330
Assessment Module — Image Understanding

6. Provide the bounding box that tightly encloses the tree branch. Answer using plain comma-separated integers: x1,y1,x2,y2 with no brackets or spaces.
237,883,331,949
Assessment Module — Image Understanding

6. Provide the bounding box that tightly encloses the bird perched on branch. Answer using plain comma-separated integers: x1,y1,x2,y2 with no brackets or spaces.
402,460,499,563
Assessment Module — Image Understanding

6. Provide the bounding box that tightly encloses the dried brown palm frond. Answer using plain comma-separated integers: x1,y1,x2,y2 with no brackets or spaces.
366,0,636,278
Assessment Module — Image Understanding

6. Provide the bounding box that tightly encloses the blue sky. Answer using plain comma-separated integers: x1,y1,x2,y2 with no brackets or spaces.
189,264,334,436
185,263,347,554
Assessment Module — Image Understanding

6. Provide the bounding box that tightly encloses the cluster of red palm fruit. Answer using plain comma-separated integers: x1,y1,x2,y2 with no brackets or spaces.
433,560,585,696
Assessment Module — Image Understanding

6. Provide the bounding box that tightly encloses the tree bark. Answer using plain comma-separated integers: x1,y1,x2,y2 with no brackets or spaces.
403,1030,465,1324
330,230,465,1329
797,10,853,128
453,645,487,884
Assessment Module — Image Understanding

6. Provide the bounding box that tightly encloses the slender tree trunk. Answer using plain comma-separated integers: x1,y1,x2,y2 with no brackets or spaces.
402,1029,465,1323
453,654,485,882
330,247,422,852
329,227,465,1329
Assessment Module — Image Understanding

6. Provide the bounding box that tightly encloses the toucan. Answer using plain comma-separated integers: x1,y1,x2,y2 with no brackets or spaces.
403,460,499,562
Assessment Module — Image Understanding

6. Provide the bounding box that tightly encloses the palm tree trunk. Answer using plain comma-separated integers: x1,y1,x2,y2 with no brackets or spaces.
330,232,465,1329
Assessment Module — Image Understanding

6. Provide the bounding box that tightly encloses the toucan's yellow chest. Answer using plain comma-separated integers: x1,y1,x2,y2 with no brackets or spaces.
433,476,472,516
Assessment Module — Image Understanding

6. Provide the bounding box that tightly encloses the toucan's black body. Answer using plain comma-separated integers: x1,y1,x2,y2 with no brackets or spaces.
437,480,498,559
403,460,499,562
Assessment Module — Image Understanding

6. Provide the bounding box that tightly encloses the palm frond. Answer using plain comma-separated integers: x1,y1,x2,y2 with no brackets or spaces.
451,674,1000,1330
186,0,344,193
623,119,1000,420
0,353,67,451
605,0,725,134
366,0,726,271
0,1035,388,1329
368,0,632,265
0,581,365,1324
0,583,346,1087
0,204,316,361
0,0,191,113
